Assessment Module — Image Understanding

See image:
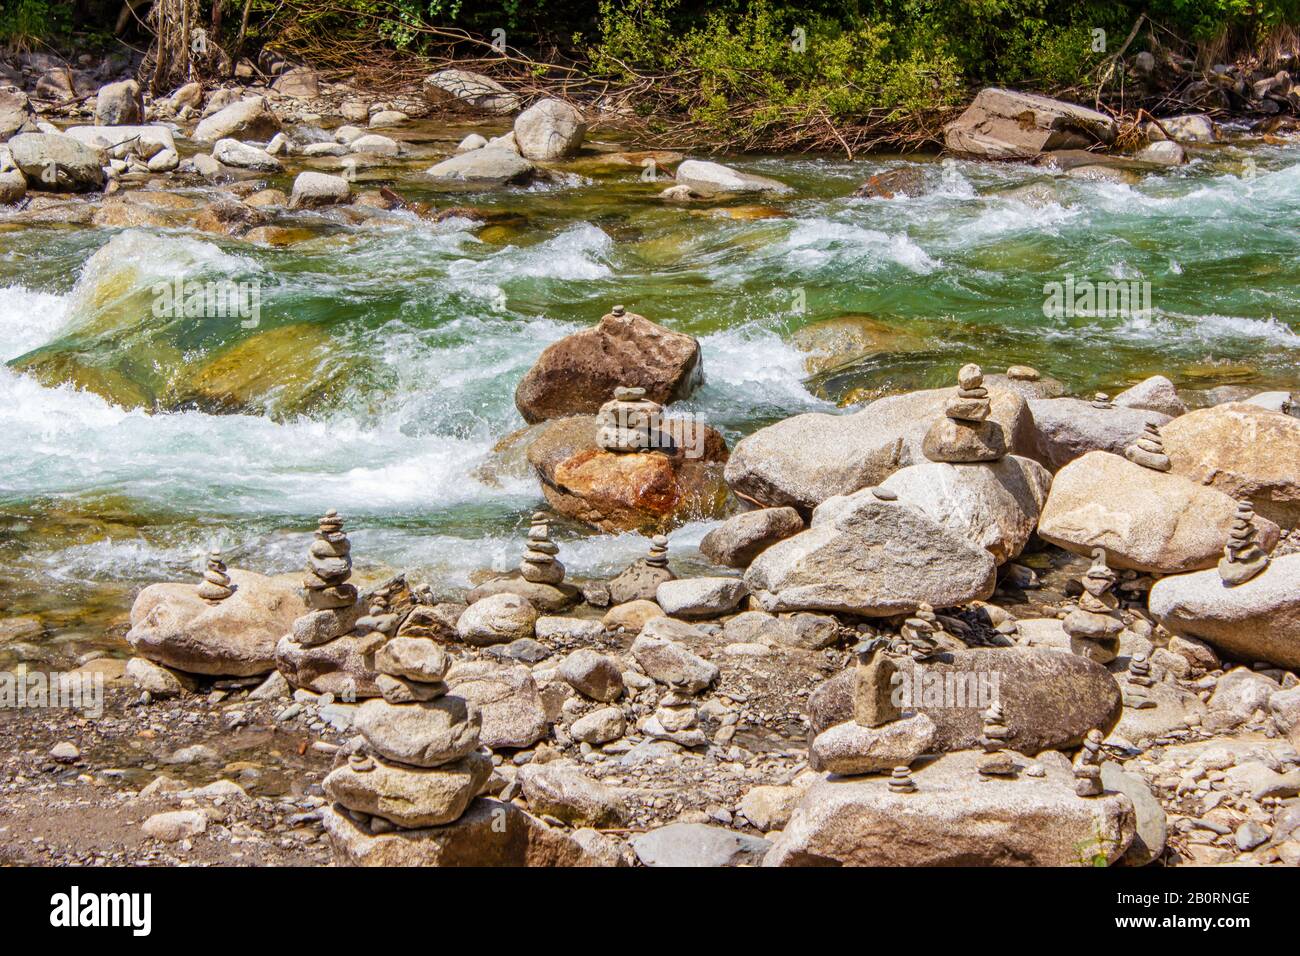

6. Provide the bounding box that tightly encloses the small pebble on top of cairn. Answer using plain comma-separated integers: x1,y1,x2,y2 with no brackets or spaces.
304,509,357,610
645,534,669,569
197,549,235,603
1073,729,1105,797
1091,392,1114,409
520,512,565,585
1219,499,1271,586
977,701,1017,777
1124,421,1171,472
921,363,1007,463
888,766,917,793
595,385,663,453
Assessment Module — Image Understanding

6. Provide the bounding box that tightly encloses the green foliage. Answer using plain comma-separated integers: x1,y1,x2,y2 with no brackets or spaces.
0,0,72,47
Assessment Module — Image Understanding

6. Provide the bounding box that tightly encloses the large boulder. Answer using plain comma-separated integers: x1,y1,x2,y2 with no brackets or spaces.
1028,397,1170,471
725,385,1034,511
808,648,1123,753
673,160,792,196
1148,554,1300,670
426,148,536,186
765,750,1134,866
322,798,601,866
8,132,105,192
526,415,728,533
809,714,936,775
290,171,350,208
699,507,804,567
944,88,1118,160
513,99,586,160
877,455,1052,565
94,79,142,125
1114,375,1187,417
1037,451,1279,574
64,124,178,171
0,88,39,141
455,592,537,646
515,307,703,423
744,492,997,616
422,69,520,114
1160,402,1300,529
125,570,302,676
192,97,281,143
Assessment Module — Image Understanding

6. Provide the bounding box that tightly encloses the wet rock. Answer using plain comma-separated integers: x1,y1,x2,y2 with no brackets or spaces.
1161,402,1300,529
526,415,728,533
519,759,628,827
289,171,350,208
1134,141,1185,166
193,198,269,237
767,750,1133,866
944,88,1117,160
426,148,535,186
1149,556,1300,669
422,69,520,114
744,491,997,616
516,306,703,423
853,166,927,198
322,798,600,866
725,385,1034,511
1113,374,1187,417
630,823,771,866
193,97,282,143
699,507,804,567
878,455,1052,565
673,160,791,197
8,132,105,191
1038,451,1278,573
1159,114,1218,143
513,99,586,160
349,133,401,156
212,138,281,171
125,570,301,676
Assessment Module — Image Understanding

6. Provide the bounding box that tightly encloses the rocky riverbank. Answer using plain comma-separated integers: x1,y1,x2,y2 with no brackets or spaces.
2,48,1300,868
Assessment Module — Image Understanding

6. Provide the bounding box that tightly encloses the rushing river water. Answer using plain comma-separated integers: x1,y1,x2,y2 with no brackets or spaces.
2,119,1298,665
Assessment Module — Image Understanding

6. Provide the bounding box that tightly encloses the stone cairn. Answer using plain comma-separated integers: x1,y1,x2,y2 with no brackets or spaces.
354,592,400,640
197,549,234,603
1122,651,1156,709
323,637,490,833
304,509,357,611
646,534,669,570
1124,421,1171,472
899,603,944,660
853,636,903,727
520,512,565,585
607,533,674,605
596,385,663,453
1219,499,1270,586
922,363,1006,463
888,766,917,794
1091,392,1114,410
1062,548,1124,664
977,701,1016,777
1073,729,1105,797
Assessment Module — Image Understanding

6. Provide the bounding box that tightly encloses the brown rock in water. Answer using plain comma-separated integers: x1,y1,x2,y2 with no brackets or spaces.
193,198,269,238
126,569,301,676
526,415,729,533
853,167,927,199
1160,402,1300,529
514,306,703,423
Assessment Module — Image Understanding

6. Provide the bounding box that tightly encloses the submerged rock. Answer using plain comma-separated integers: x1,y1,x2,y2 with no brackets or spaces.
673,160,792,196
426,148,535,186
